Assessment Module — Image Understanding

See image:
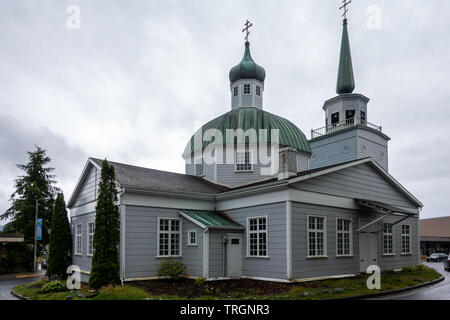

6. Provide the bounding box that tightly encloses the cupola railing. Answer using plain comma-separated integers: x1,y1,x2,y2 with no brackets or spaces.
311,117,382,139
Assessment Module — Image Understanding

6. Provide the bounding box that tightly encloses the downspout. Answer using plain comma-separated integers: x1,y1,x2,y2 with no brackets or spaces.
117,186,125,286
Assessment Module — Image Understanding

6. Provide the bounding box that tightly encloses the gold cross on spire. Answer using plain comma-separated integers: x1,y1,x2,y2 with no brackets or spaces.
339,0,352,20
242,19,253,43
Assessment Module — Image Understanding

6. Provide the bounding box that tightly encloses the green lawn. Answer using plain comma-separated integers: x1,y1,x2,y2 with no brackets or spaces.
14,264,442,300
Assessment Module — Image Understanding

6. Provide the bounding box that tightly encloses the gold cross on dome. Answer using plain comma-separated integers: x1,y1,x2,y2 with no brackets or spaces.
242,19,253,42
339,0,352,20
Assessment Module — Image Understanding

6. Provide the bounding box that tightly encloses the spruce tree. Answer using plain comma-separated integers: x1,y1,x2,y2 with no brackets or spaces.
46,193,72,279
1,147,58,247
88,160,120,289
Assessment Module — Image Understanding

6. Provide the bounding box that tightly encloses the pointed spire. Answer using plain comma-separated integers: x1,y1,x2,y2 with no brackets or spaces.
336,19,355,94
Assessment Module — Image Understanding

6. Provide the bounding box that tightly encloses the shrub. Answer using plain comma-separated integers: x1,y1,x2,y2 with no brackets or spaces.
158,258,186,280
40,280,67,293
402,265,427,273
195,277,206,285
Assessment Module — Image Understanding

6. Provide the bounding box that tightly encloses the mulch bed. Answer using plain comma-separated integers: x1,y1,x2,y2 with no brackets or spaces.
133,279,297,298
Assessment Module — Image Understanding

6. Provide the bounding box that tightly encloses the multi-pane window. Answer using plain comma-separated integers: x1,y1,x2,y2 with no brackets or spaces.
256,86,261,96
243,84,251,94
158,218,181,257
75,224,82,255
401,225,411,254
233,86,238,97
87,221,95,256
337,218,352,256
187,230,197,246
308,216,326,257
248,217,267,257
235,151,252,171
383,223,394,255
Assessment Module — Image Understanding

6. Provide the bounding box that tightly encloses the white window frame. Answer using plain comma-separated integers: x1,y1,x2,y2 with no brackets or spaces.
307,215,327,258
383,222,395,256
157,217,182,257
247,216,269,258
235,150,253,172
401,224,412,255
243,83,251,95
75,224,82,256
87,221,95,256
256,85,261,96
336,217,352,257
187,230,197,246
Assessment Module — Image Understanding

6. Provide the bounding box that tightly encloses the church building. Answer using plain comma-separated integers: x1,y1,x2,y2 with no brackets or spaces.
68,14,422,283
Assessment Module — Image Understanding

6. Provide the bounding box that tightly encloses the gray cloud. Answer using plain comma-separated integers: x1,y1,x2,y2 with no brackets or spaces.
0,0,448,219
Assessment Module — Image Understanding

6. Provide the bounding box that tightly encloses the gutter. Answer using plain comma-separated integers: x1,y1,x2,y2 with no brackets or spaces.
117,186,125,286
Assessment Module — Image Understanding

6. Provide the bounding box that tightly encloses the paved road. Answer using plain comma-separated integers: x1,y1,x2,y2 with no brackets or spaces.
0,275,42,300
369,261,449,300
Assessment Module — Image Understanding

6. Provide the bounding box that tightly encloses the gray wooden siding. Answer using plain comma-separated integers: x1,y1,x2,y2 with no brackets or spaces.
71,212,95,274
209,230,227,278
182,220,204,277
124,205,203,279
309,130,358,170
292,163,417,208
297,152,310,172
72,165,100,207
291,202,419,279
357,130,388,171
204,163,215,181
224,202,287,280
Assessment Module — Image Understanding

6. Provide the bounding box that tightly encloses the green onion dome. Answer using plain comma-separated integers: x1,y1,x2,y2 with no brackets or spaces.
183,107,311,157
229,42,266,83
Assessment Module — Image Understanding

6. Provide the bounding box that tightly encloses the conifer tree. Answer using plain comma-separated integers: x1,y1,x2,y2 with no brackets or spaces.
46,193,72,279
88,160,120,289
1,147,58,246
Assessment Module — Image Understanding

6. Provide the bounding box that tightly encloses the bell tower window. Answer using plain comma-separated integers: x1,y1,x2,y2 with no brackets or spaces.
256,86,261,96
243,84,251,95
360,110,366,125
345,110,355,124
233,86,238,97
331,112,340,126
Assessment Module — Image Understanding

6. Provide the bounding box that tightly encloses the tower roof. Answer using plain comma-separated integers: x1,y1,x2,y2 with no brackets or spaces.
229,42,266,83
336,19,355,94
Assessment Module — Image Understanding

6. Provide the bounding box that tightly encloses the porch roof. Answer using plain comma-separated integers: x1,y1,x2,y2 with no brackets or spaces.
357,199,417,216
179,210,244,230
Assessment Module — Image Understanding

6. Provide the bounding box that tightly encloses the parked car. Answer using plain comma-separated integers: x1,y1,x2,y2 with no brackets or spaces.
444,257,450,271
426,253,448,262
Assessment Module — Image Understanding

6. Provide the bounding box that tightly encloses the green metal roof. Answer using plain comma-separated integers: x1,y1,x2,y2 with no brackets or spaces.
183,107,311,156
336,19,355,94
229,41,266,83
180,210,243,229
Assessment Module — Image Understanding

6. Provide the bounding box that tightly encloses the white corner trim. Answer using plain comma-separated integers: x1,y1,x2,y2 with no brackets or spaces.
286,201,292,280
203,229,209,278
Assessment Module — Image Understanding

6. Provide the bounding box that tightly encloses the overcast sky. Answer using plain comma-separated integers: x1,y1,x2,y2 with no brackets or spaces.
0,0,449,222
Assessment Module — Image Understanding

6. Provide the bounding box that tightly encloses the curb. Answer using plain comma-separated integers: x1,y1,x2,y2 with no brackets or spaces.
10,289,30,300
340,275,445,300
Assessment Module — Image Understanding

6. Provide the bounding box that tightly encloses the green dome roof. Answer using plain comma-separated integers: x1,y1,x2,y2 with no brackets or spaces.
229,42,266,83
183,107,311,157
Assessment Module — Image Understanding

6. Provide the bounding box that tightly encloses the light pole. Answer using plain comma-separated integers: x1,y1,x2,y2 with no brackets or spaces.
34,197,38,273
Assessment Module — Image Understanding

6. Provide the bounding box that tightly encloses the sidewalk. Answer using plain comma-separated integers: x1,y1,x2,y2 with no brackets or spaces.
0,271,44,281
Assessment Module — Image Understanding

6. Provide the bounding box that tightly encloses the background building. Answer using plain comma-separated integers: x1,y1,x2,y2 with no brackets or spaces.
420,217,450,256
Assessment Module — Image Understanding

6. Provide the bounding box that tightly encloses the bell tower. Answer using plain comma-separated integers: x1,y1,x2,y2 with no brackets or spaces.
229,20,266,110
309,1,391,171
